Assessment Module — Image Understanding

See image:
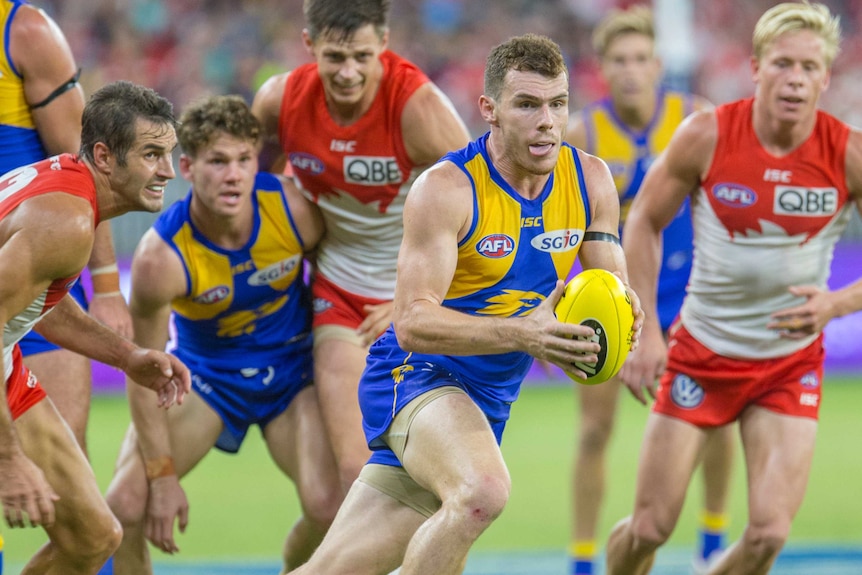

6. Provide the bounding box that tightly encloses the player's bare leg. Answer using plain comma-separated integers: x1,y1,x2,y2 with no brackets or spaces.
705,408,816,575
25,349,92,454
106,392,222,575
263,385,340,573
313,335,373,493
16,399,121,575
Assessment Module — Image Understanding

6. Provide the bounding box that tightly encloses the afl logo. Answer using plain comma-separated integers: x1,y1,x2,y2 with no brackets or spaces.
193,285,230,304
670,374,704,409
289,152,325,175
573,318,607,376
476,234,515,258
712,183,757,207
800,371,820,389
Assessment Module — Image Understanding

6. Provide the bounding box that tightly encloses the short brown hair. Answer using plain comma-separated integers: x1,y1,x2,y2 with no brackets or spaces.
177,95,260,159
484,33,568,101
591,5,654,57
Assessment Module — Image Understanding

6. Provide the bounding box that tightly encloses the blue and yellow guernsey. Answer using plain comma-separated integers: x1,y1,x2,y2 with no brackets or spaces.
0,1,47,175
154,173,311,368
581,90,694,330
360,134,591,453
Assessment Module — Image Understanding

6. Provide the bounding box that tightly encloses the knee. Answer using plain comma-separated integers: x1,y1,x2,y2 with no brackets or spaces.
741,523,789,561
628,513,674,552
445,472,511,536
63,510,123,567
301,483,342,531
578,416,615,456
105,477,148,528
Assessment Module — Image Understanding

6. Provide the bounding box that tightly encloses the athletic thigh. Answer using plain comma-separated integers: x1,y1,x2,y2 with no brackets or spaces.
632,413,708,534
16,399,115,549
24,348,92,445
399,390,508,500
739,406,817,531
313,336,369,454
263,386,338,505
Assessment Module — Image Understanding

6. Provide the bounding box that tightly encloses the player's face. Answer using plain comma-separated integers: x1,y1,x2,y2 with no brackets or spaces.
753,29,831,125
113,119,177,213
601,33,660,109
484,70,570,177
307,24,387,110
181,133,258,218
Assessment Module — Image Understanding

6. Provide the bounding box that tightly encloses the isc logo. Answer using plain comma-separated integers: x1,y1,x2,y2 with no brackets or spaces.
774,186,837,217
344,156,401,186
476,234,515,258
712,183,757,207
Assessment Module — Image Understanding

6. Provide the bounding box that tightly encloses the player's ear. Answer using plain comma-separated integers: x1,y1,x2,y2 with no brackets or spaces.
479,95,499,126
91,142,113,173
301,29,314,55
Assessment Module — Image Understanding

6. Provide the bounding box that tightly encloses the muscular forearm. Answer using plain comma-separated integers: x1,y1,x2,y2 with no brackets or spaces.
32,296,137,368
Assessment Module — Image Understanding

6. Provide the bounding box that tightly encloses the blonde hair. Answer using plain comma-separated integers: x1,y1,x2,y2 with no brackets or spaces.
753,1,841,67
591,5,654,57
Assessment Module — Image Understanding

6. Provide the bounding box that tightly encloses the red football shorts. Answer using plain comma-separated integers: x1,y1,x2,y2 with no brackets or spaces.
653,324,824,427
7,344,46,420
311,273,390,330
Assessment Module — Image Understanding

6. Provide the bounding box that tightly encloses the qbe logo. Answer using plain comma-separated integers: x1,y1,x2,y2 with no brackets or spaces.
773,186,838,217
476,234,515,258
344,155,402,186
670,374,704,409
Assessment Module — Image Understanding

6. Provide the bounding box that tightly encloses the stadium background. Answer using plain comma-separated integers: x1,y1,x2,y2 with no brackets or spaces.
4,0,862,573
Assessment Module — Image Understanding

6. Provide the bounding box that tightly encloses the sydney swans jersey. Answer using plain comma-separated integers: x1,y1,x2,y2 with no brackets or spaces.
0,1,48,175
278,51,428,299
0,155,98,380
581,90,695,329
684,98,851,359
154,173,311,367
362,135,591,436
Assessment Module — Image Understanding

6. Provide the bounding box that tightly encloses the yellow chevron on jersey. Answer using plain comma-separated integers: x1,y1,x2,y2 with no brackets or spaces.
169,223,234,320
445,140,588,315
0,1,35,130
584,91,691,208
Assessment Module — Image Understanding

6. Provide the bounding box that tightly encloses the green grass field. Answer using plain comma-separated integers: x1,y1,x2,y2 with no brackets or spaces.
3,375,862,571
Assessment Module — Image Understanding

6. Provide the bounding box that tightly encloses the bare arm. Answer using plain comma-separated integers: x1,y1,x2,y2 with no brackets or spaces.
768,127,862,337
618,109,717,402
401,82,471,167
392,162,601,375
251,73,290,173
280,174,324,250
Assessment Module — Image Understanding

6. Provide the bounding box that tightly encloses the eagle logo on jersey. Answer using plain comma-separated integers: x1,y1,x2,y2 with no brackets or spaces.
216,295,288,338
477,289,545,317
391,364,414,384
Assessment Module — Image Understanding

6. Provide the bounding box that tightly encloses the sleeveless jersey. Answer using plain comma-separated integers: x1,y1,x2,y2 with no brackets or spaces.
684,98,851,359
154,173,311,368
581,90,694,329
0,1,47,176
0,154,98,380
360,135,591,443
278,50,429,299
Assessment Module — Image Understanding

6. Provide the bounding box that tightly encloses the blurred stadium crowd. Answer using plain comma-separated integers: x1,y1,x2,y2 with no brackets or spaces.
37,0,862,248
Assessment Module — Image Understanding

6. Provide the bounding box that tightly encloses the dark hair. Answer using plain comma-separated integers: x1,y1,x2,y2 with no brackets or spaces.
303,0,390,43
484,34,568,101
80,80,177,166
177,95,260,158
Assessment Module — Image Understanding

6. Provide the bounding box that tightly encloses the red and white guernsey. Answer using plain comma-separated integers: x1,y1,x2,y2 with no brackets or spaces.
683,98,851,359
278,51,428,299
0,154,98,381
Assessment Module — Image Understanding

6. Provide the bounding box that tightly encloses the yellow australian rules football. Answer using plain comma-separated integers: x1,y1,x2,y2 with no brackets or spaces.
554,268,635,385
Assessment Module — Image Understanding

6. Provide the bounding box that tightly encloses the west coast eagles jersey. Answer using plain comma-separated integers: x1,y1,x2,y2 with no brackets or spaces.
360,134,591,440
0,1,48,175
581,90,695,329
154,173,311,367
